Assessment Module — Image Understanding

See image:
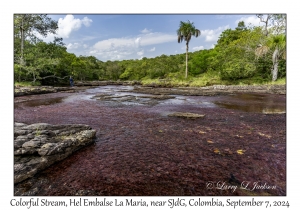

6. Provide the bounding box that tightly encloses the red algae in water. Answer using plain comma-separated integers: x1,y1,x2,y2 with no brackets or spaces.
14,87,286,196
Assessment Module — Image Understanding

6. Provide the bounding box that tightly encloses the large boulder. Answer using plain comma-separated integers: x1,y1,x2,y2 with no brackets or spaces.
14,122,96,184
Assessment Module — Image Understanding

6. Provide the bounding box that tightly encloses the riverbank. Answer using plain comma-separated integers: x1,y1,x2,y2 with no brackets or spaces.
131,84,285,96
14,82,286,97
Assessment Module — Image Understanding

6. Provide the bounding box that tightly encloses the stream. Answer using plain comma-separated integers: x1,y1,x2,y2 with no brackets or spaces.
15,85,286,113
14,85,286,196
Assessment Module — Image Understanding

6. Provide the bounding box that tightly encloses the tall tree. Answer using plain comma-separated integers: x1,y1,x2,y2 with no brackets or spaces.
22,38,67,83
256,14,286,36
177,20,201,78
255,34,286,81
255,14,286,81
14,14,58,70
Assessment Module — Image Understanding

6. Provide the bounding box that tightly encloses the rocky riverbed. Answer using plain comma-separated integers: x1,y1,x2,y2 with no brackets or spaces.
130,84,286,95
14,122,96,184
14,84,286,97
14,85,286,196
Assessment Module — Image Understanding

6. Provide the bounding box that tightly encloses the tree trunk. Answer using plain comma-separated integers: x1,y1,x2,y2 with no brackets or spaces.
272,62,278,81
32,72,36,83
272,48,279,81
185,42,188,78
20,16,24,66
18,72,21,83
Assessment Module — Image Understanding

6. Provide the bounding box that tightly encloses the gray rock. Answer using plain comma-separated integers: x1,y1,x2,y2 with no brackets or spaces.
168,112,206,119
14,122,96,184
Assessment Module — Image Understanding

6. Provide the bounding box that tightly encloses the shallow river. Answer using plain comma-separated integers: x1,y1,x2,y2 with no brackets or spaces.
16,85,286,114
14,85,286,196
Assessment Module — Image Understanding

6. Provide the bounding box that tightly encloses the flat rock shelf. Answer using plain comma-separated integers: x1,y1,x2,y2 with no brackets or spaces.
168,112,205,119
14,122,96,184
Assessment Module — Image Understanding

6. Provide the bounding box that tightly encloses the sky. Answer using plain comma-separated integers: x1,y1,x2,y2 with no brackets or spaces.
40,14,264,62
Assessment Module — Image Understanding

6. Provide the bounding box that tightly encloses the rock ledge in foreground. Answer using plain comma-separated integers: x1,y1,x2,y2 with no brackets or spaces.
14,122,96,184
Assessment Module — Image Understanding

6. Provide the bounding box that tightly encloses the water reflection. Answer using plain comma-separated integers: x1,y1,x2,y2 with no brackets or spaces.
214,93,285,113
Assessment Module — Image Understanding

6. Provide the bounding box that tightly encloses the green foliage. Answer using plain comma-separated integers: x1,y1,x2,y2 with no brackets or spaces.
14,81,41,87
255,57,273,79
14,14,58,68
213,25,268,81
177,20,201,44
14,15,286,86
188,49,216,76
255,34,286,81
221,59,256,80
278,59,286,78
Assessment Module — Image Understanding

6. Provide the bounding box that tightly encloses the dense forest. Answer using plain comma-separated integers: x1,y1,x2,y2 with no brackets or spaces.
14,14,286,86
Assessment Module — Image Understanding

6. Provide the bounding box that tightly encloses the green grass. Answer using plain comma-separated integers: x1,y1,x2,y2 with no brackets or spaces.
15,76,286,88
261,77,286,85
141,71,286,87
141,71,230,87
229,77,286,86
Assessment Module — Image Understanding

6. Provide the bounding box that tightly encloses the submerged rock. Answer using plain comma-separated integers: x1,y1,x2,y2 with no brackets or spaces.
138,95,175,100
14,122,96,184
168,112,205,119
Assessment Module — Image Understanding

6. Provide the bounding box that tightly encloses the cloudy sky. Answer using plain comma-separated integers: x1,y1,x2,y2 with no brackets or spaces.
42,14,263,62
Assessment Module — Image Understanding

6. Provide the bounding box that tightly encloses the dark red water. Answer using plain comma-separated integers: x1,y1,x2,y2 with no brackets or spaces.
14,86,286,196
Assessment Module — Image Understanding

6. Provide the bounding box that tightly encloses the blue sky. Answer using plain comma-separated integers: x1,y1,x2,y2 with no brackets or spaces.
42,14,263,62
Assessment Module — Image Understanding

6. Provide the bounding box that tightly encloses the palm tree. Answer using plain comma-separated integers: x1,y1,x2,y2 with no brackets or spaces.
255,34,286,81
177,20,201,78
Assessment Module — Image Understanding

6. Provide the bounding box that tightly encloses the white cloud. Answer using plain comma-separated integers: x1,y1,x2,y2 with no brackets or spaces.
66,42,81,50
201,25,230,42
91,32,176,61
235,16,261,27
135,37,142,48
137,50,144,56
140,28,151,33
82,36,97,41
93,37,137,52
89,50,97,54
149,47,155,52
35,15,93,43
140,33,176,46
192,46,204,51
90,49,133,61
82,17,93,27
57,15,93,38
